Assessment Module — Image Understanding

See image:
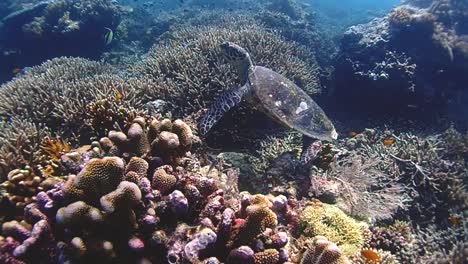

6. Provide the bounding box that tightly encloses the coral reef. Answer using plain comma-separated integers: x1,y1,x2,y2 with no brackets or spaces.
0,57,151,140
0,136,298,263
0,0,126,75
135,15,320,118
101,117,195,164
334,2,468,117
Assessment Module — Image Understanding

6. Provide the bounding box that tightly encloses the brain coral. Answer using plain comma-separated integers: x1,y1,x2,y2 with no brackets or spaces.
299,200,366,256
64,157,125,204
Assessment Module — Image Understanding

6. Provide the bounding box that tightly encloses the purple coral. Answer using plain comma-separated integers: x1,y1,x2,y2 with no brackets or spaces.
13,220,51,258
168,190,189,217
226,246,255,264
184,228,217,262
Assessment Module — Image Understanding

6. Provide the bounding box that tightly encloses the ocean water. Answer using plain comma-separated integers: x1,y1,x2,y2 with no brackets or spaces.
0,1,466,263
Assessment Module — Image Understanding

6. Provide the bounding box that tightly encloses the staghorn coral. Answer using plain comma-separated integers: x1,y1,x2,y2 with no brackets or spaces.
0,118,48,182
0,57,151,140
299,236,350,264
266,0,304,20
299,200,366,256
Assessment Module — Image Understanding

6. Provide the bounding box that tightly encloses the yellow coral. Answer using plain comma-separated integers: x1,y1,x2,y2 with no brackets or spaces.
299,201,366,256
228,206,277,248
152,166,177,194
125,157,149,178
56,201,104,228
300,236,350,264
66,157,125,204
254,249,280,264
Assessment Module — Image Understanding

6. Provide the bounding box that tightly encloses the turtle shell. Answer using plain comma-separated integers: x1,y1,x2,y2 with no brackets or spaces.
248,66,337,141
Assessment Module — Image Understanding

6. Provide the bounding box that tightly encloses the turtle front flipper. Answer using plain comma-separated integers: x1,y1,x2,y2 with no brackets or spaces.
198,84,249,136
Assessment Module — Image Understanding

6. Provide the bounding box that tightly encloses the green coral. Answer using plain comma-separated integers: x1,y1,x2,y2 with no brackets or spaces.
299,201,366,256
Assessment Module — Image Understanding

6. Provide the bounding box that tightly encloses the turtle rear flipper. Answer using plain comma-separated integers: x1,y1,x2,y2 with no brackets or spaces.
198,84,249,136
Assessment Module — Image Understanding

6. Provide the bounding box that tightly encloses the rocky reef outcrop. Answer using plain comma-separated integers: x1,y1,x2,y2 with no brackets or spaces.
333,0,468,120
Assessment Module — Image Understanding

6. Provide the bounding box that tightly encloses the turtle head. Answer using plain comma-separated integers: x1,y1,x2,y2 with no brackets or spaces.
221,42,250,63
221,42,253,82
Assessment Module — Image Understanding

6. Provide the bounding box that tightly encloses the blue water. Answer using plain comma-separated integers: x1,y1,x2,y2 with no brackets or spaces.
0,1,466,264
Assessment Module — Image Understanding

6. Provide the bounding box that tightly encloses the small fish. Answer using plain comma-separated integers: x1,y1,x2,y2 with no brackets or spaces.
12,67,22,75
104,27,114,46
349,131,358,138
383,137,394,146
361,249,381,262
448,215,459,226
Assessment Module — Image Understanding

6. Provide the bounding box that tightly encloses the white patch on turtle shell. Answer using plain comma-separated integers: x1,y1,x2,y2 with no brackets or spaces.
295,102,308,114
275,101,282,107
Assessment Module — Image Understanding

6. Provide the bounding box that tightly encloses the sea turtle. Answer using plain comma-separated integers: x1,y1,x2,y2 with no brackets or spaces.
198,42,338,161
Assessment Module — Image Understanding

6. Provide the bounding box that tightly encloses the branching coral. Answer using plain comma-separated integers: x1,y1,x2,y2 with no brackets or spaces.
310,154,408,222
135,15,320,118
0,57,152,140
366,221,416,262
